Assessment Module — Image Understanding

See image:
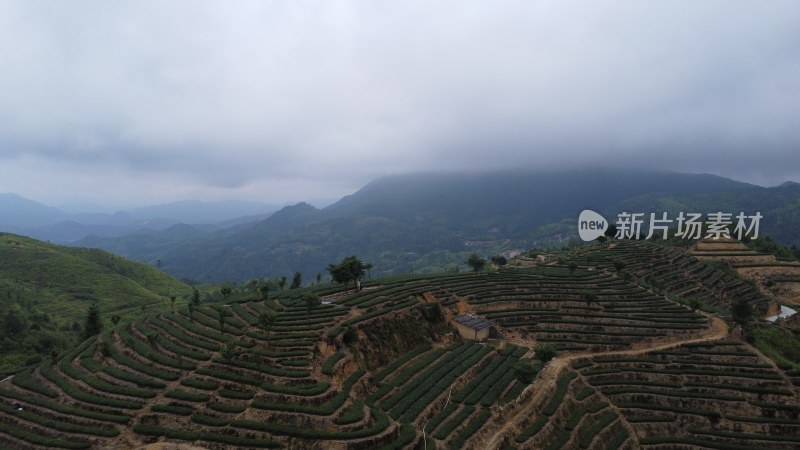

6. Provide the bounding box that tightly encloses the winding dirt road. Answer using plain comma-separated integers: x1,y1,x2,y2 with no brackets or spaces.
481,312,729,449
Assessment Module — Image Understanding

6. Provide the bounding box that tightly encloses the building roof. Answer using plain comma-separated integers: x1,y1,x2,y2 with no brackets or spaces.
453,314,493,330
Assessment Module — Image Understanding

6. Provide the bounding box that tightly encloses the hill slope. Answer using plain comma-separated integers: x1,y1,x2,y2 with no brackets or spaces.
78,169,790,283
0,233,190,373
0,241,797,449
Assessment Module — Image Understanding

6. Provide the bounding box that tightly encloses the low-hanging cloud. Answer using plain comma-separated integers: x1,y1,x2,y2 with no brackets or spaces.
1,0,799,207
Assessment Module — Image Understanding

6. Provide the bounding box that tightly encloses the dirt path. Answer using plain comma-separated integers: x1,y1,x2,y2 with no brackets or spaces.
481,312,728,449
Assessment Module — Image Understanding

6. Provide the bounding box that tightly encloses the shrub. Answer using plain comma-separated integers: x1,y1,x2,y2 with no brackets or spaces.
372,345,431,384
513,358,542,384
576,386,595,401
133,424,282,447
219,388,254,400
0,421,90,449
542,371,577,416
0,387,130,424
195,367,261,385
516,415,548,443
449,409,491,449
334,401,365,425
252,369,365,415
165,389,210,402
533,343,557,363
180,377,219,390
11,368,58,398
59,359,156,399
102,365,166,389
209,402,246,413
106,342,179,381
191,414,230,427
321,352,345,375
262,380,330,396
0,401,119,437
433,405,475,440
151,403,194,415
426,402,458,433
232,406,390,440
39,363,144,410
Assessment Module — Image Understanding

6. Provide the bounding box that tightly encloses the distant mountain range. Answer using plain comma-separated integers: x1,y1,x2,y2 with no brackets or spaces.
74,169,800,283
0,194,280,242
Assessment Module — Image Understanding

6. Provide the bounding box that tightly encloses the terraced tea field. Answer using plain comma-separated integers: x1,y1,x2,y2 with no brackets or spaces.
503,340,800,450
1,241,797,449
573,240,771,313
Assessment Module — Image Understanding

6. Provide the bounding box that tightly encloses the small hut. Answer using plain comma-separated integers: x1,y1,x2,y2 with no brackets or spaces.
452,314,495,341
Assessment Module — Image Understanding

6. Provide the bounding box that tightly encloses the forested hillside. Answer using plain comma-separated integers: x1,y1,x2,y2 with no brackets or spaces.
0,233,190,374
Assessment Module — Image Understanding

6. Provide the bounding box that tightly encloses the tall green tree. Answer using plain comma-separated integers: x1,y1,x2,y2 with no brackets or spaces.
220,286,232,301
290,272,302,289
214,306,232,333
2,311,27,337
258,311,276,348
327,255,370,291
534,343,557,363
467,253,486,275
82,303,103,340
491,255,508,267
581,290,598,307
260,285,270,301
731,297,754,331
146,332,157,348
302,293,321,325
192,289,201,306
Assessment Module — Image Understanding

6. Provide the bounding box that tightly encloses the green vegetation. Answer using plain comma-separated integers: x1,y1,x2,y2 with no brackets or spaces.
0,237,798,449
321,351,345,375
747,236,799,260
0,233,189,374
543,372,577,416
79,169,800,283
512,358,541,383
751,326,800,369
467,253,486,274
327,255,371,290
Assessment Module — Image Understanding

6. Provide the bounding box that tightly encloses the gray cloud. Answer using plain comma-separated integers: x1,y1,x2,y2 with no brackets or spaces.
0,0,799,207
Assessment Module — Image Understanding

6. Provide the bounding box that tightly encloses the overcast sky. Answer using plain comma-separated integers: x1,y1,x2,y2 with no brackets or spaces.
1,1,799,209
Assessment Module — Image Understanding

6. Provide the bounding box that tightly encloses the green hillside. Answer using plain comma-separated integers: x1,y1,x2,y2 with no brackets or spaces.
0,232,190,374
79,169,780,283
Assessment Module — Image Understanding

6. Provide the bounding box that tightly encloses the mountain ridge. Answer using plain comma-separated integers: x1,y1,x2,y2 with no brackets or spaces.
75,169,796,283
0,195,283,243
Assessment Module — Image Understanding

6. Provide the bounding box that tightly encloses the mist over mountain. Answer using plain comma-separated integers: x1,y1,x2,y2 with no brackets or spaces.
76,169,796,284
0,193,68,229
127,200,280,224
0,195,280,243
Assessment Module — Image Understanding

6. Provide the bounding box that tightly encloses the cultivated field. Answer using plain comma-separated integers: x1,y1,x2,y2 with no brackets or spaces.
1,241,797,449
